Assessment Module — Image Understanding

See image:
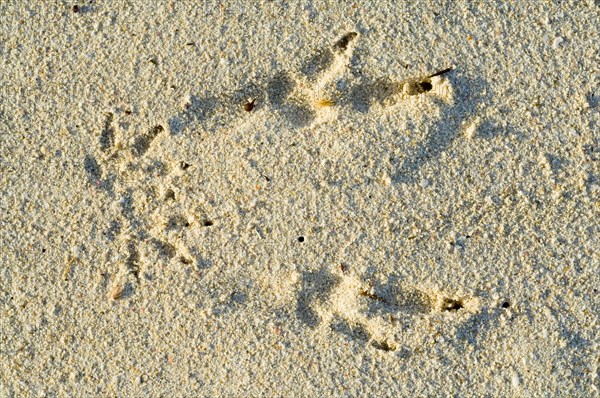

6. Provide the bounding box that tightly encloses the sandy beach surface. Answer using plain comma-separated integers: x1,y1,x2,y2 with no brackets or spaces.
1,1,599,396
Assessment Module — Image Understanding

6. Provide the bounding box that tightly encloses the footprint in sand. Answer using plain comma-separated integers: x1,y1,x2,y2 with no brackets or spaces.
296,267,478,352
82,31,468,298
85,113,211,294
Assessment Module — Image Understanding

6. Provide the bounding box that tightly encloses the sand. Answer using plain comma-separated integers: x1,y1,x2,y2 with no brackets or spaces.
1,1,599,396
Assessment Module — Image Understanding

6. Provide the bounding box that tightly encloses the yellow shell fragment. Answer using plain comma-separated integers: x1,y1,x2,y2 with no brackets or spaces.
111,284,124,300
314,99,335,108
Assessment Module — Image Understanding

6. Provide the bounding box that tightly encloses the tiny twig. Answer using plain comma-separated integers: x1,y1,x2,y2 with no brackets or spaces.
359,288,387,303
427,67,454,78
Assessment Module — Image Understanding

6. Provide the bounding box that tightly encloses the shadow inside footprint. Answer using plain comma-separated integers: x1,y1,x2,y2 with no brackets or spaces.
330,316,371,342
280,102,315,128
393,74,493,184
300,49,334,79
362,279,432,317
348,76,402,113
333,32,358,53
83,154,114,194
188,95,220,121
296,269,340,328
120,188,135,223
84,154,102,182
301,32,358,80
104,219,121,241
125,240,140,280
267,72,295,107
165,214,190,232
267,72,315,128
149,238,176,259
132,125,163,157
99,112,115,152
168,95,220,135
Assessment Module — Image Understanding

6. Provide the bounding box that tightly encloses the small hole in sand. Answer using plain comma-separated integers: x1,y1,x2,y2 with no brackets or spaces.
442,298,464,311
203,220,214,227
298,236,305,242
333,32,358,52
372,340,396,352
180,162,191,170
502,301,510,309
419,81,433,92
164,189,175,201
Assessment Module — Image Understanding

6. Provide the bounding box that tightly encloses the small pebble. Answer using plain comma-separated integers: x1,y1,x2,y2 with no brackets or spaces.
381,173,391,186
244,99,256,112
552,37,563,49
512,373,520,388
465,117,481,139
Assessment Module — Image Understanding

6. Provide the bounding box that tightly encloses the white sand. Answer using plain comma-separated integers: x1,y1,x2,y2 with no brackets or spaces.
1,1,599,396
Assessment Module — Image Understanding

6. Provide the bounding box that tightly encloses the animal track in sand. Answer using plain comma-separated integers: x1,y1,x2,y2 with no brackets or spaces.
84,116,209,294
296,267,478,352
83,31,466,299
168,31,456,135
